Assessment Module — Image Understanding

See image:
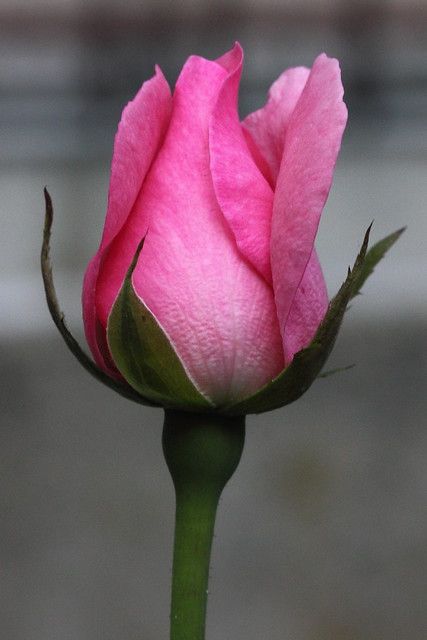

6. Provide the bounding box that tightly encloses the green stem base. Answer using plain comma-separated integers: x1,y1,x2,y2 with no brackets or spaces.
162,410,245,640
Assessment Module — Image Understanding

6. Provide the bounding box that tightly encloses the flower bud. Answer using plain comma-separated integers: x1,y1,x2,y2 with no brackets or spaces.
42,44,403,414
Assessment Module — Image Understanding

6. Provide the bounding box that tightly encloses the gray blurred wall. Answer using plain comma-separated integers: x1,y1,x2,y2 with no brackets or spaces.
1,1,426,639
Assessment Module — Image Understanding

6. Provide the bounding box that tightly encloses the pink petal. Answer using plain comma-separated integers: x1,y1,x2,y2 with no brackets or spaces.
209,44,274,283
242,66,310,183
271,54,347,361
82,254,117,375
108,46,283,404
82,67,172,373
283,250,328,361
242,127,274,186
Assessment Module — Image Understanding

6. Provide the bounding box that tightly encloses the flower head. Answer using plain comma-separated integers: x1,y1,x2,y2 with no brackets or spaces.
42,44,403,414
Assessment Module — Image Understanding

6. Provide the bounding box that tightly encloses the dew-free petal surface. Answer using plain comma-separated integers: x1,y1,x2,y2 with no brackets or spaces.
111,46,284,404
242,66,310,184
283,250,328,361
271,54,347,359
82,67,172,373
209,44,274,283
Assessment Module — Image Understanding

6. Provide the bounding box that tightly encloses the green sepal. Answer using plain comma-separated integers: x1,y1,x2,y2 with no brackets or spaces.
350,226,405,298
224,224,403,416
41,189,157,407
107,240,214,412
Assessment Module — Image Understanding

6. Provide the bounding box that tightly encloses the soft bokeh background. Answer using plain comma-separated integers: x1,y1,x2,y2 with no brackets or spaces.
1,1,426,639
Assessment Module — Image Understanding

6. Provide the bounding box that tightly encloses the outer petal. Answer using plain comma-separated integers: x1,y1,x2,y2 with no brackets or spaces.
283,250,328,361
271,54,347,360
106,46,283,404
242,66,310,184
209,44,274,283
82,67,172,373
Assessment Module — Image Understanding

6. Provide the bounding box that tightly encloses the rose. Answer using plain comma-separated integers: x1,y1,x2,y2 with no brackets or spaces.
41,43,401,413
82,42,348,409
40,44,401,640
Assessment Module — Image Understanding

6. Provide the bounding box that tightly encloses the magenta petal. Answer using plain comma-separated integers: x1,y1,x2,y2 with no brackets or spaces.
123,48,284,403
209,44,274,283
242,66,310,183
82,254,112,374
271,54,347,361
100,66,172,249
283,250,328,361
82,67,172,373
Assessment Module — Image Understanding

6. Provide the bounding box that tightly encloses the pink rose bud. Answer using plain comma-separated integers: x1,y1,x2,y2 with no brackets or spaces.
66,42,399,413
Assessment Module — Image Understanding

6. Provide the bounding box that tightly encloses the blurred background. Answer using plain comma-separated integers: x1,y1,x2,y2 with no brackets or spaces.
1,1,426,638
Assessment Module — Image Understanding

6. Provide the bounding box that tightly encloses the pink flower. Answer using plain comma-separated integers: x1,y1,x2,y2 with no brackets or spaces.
82,43,347,406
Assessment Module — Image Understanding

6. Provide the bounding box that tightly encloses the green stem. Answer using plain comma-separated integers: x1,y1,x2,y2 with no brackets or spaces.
162,410,245,640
